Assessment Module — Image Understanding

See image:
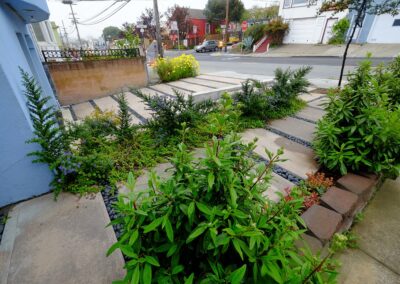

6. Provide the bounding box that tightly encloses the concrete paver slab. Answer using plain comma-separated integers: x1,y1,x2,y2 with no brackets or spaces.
351,178,400,274
196,74,244,85
264,173,294,203
241,128,318,179
182,78,236,88
61,107,74,123
124,92,153,120
71,102,95,120
295,106,326,123
268,117,316,143
206,71,274,82
150,83,192,97
0,193,125,284
308,97,329,109
138,87,165,97
167,81,216,93
299,93,325,102
94,96,119,113
337,249,400,284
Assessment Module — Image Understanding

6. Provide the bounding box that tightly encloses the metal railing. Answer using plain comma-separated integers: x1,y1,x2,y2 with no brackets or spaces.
42,48,140,63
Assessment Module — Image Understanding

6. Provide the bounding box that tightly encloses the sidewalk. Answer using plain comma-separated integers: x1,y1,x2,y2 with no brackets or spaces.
337,178,400,283
213,44,399,58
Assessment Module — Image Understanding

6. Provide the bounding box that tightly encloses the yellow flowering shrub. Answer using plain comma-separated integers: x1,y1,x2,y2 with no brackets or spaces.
154,54,199,82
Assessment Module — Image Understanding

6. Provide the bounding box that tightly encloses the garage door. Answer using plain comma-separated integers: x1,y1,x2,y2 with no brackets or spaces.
284,18,316,44
368,14,400,43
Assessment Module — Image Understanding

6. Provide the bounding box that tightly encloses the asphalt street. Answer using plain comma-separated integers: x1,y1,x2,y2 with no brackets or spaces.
164,50,392,80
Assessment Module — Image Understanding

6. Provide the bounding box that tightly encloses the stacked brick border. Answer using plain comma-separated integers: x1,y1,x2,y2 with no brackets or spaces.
299,172,382,251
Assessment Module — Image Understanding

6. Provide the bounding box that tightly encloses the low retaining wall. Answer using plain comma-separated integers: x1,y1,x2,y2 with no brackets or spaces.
46,57,148,105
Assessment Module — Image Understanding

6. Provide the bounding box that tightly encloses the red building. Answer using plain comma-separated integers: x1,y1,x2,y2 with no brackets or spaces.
186,9,221,46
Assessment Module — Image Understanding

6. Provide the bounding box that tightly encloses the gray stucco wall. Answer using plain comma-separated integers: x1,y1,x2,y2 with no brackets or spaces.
0,2,57,207
348,11,377,43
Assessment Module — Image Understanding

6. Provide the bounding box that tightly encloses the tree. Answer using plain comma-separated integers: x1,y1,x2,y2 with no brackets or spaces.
242,5,279,21
102,26,122,41
165,5,192,39
204,0,245,23
319,0,400,86
136,8,164,40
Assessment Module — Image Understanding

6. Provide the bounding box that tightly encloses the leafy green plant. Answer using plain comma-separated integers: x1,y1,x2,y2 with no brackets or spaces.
154,54,199,83
108,124,338,283
20,68,65,169
314,59,400,177
244,23,266,45
135,90,215,137
328,18,350,45
115,93,134,141
242,36,254,51
234,66,311,120
264,17,289,45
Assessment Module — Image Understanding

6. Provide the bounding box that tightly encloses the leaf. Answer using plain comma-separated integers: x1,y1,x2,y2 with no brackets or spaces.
129,230,139,246
184,273,194,284
131,265,140,284
143,263,152,284
232,238,244,260
188,202,195,224
196,202,212,216
187,224,208,243
265,262,283,283
172,265,184,275
143,217,163,233
229,187,238,209
229,264,247,284
106,242,121,257
208,172,215,189
164,218,174,242
145,255,160,267
120,246,137,258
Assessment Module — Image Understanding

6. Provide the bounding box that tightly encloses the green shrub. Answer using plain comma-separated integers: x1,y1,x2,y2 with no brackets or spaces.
154,54,199,82
244,24,266,45
135,90,216,137
264,17,289,45
235,66,311,120
385,55,400,107
108,122,337,283
115,93,135,142
313,59,400,177
328,18,350,45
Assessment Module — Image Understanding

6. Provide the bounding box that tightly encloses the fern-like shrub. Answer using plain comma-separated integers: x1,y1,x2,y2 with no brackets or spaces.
135,90,216,137
235,66,311,120
109,116,338,283
20,68,65,169
115,93,135,141
313,58,400,177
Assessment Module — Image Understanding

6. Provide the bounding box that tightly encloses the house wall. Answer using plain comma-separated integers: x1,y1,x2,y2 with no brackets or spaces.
47,57,148,105
0,1,57,207
279,0,347,44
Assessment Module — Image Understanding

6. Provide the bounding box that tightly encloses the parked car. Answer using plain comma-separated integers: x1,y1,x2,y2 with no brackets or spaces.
195,40,222,52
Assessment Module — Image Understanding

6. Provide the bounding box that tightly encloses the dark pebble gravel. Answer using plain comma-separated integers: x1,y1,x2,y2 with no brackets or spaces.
101,186,123,239
266,127,312,148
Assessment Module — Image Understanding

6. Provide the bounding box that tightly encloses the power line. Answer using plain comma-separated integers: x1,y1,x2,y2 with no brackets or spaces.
78,1,119,23
78,0,130,25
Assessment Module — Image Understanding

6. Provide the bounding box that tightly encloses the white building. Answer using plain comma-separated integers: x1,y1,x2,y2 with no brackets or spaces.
30,20,59,50
278,0,347,44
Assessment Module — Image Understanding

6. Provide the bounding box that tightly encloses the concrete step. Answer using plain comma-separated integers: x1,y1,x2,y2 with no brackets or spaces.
268,117,316,143
124,92,154,120
93,96,119,113
0,193,125,283
167,81,216,93
294,106,326,123
71,102,95,121
138,87,166,98
241,128,318,179
61,107,74,123
299,93,325,102
196,74,244,85
150,83,192,97
182,78,236,88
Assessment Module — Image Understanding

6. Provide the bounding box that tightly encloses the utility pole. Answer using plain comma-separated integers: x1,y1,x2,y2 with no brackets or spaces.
61,20,70,48
224,0,229,52
153,0,164,58
62,0,82,49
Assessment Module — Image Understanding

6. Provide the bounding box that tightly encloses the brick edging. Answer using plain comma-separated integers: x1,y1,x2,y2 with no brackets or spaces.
298,172,382,249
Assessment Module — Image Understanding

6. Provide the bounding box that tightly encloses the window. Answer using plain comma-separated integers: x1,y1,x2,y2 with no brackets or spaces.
31,23,45,42
283,0,291,8
292,0,308,6
393,19,400,26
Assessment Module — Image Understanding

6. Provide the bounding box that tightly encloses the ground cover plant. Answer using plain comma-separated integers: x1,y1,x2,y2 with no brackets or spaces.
154,54,199,82
108,105,339,283
314,57,400,177
235,66,311,121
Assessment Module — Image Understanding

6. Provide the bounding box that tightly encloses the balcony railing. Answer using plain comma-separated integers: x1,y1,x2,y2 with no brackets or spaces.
42,48,141,63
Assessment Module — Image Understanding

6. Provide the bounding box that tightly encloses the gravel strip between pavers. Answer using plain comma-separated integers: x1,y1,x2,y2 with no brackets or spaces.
291,115,317,124
101,186,123,239
266,126,312,148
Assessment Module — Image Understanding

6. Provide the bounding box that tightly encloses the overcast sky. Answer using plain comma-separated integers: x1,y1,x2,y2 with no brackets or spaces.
47,0,271,40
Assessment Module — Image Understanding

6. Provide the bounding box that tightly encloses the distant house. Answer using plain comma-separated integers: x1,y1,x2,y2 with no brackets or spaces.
0,0,58,207
278,0,348,44
186,9,220,45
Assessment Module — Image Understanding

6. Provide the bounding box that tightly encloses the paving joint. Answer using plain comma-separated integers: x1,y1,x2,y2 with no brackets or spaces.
68,105,78,122
179,79,220,89
164,83,196,93
145,86,176,99
292,115,317,124
266,126,312,148
110,95,147,124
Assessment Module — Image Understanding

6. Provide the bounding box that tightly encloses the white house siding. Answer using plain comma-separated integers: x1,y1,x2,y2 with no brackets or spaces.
279,0,347,44
367,13,400,43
